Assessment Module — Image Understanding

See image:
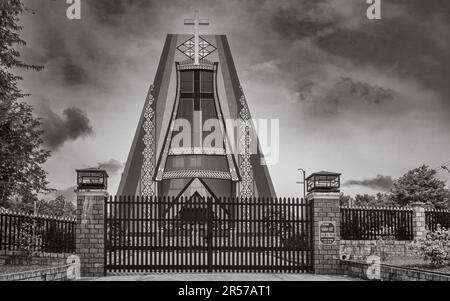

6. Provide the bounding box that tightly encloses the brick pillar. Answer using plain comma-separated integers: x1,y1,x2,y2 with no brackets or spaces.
308,192,341,275
410,202,426,240
75,189,107,277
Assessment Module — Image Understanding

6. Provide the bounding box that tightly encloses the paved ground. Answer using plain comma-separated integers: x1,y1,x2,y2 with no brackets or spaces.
90,273,361,281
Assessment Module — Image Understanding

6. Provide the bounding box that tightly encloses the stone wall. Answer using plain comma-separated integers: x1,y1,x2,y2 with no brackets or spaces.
0,250,75,281
0,250,73,266
340,240,416,260
340,260,450,281
0,265,71,281
339,203,428,261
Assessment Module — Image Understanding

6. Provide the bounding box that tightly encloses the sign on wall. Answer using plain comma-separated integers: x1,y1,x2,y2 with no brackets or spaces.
319,221,336,245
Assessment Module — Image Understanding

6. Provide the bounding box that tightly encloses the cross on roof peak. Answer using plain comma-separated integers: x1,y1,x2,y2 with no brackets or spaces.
184,10,210,65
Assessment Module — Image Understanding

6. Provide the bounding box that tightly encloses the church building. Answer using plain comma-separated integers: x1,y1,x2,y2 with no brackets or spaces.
117,12,276,204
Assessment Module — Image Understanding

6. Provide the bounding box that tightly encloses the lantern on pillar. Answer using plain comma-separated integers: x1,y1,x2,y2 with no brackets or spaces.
306,171,341,193
76,168,108,190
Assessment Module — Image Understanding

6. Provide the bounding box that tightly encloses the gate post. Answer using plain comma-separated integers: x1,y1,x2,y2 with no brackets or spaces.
308,192,341,274
410,202,426,240
75,169,108,278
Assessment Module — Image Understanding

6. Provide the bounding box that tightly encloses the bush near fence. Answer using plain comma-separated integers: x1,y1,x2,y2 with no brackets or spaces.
0,207,76,254
425,209,450,231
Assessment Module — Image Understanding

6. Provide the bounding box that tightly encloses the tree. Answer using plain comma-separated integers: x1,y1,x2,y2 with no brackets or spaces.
390,165,450,209
36,195,76,218
353,193,396,207
0,0,50,207
339,193,396,207
339,193,353,206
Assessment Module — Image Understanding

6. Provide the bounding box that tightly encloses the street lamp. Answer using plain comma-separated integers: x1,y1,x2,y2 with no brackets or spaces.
76,168,109,190
442,166,450,175
296,168,306,200
306,171,341,193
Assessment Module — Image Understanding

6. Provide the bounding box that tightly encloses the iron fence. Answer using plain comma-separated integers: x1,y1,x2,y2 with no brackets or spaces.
340,206,414,240
0,207,76,253
425,209,450,231
105,196,313,273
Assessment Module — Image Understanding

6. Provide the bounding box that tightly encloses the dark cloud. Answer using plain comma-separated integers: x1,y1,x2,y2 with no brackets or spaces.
295,76,396,118
37,100,94,150
63,107,93,139
92,159,124,175
336,77,394,104
89,0,154,18
268,0,337,40
344,175,394,192
87,0,158,33
24,0,450,102
237,0,450,116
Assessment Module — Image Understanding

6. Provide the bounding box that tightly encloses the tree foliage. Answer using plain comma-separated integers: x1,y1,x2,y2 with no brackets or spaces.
343,165,450,209
340,192,396,207
391,165,450,209
37,195,76,218
0,0,50,207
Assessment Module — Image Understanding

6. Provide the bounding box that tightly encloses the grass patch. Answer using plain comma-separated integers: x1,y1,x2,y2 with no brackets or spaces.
0,265,49,275
384,256,450,274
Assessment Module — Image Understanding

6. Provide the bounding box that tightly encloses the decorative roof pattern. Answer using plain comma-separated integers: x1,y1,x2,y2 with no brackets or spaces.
141,85,156,196
177,36,217,60
163,170,232,180
169,147,226,156
238,86,254,198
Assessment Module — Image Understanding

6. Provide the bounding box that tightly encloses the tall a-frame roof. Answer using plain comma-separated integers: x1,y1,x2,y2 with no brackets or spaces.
117,34,276,198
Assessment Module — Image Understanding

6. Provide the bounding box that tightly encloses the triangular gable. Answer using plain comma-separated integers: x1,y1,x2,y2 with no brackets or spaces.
163,178,229,220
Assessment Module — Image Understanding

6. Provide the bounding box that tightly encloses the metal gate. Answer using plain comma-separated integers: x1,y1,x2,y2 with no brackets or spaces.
104,196,313,274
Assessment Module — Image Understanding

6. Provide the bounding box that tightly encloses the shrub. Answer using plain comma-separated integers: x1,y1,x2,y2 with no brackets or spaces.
413,226,450,267
17,222,41,264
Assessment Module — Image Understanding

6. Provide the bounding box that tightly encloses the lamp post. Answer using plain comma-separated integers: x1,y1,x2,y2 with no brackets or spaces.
442,165,450,175
296,168,306,200
305,171,341,194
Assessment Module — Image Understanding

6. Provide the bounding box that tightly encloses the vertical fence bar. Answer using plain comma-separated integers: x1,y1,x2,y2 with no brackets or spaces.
259,197,264,273
174,195,178,273
298,198,303,272
104,196,108,276
283,197,288,272
144,196,148,272
0,212,3,250
228,197,232,272
148,196,153,272
137,195,141,272
286,197,291,272
207,197,212,273
118,195,123,273
7,213,12,250
113,195,117,273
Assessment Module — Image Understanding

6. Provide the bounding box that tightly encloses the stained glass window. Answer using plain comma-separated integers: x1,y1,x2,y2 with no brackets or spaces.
174,70,219,148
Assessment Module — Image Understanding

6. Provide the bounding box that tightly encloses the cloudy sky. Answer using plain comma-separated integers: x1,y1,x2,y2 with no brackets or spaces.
16,0,450,199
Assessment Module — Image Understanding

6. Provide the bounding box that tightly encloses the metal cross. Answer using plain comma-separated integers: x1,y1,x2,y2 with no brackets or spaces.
184,10,210,65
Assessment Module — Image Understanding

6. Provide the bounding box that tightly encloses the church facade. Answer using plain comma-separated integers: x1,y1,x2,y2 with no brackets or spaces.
117,33,276,202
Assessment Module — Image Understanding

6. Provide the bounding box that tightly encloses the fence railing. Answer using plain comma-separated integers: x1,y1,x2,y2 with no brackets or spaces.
105,196,314,273
340,206,414,241
425,209,450,231
0,207,76,253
